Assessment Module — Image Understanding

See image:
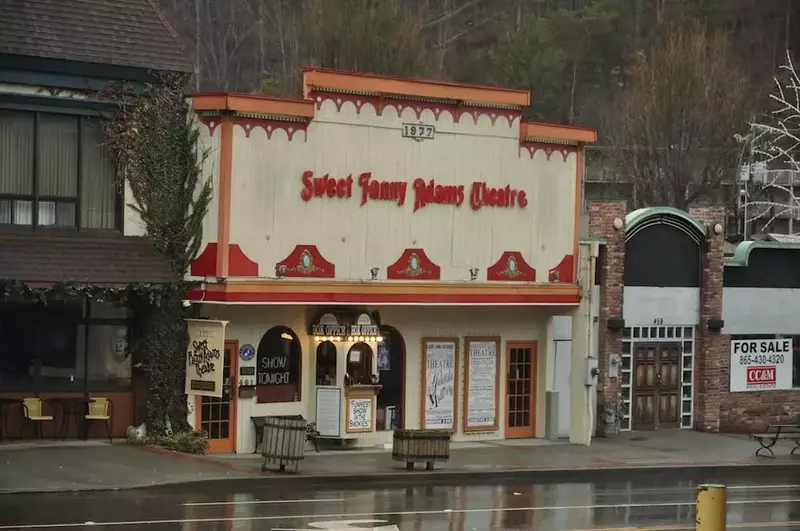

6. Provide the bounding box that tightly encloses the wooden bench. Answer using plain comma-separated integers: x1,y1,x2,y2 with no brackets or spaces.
250,416,320,454
750,424,800,458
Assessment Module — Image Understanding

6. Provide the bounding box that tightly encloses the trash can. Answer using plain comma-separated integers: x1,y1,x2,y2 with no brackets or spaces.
260,415,307,472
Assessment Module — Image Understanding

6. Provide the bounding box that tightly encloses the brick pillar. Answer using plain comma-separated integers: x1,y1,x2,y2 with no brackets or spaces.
689,207,727,432
588,200,627,434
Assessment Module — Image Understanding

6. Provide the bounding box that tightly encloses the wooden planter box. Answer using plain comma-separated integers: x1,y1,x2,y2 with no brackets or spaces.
260,415,307,473
392,429,451,470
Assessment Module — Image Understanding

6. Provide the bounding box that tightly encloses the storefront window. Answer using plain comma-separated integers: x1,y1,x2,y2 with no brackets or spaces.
345,342,373,386
315,341,337,385
0,300,131,392
256,326,301,403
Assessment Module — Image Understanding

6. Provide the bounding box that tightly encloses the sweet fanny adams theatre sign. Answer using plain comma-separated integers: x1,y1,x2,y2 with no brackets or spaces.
301,171,529,212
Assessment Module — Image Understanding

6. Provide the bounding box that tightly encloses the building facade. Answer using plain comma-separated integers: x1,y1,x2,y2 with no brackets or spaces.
0,0,190,438
187,69,599,454
589,202,800,434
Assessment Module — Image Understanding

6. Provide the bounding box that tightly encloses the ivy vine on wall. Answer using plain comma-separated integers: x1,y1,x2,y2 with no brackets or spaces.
94,71,214,436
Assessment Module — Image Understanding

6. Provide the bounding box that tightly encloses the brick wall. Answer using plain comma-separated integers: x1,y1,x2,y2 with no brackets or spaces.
588,200,627,434
689,207,800,432
688,207,726,432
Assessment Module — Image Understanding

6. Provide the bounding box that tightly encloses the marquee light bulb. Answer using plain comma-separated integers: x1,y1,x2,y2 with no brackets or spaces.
314,336,321,341
347,336,353,341
377,336,384,342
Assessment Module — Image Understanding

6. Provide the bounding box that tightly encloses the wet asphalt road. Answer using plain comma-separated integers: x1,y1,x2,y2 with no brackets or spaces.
1,469,799,530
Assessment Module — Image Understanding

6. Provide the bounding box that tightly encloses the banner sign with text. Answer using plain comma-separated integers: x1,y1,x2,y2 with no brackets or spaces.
185,319,228,398
730,338,794,392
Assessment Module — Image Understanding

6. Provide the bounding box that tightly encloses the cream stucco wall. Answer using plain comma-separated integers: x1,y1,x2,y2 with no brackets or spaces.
216,100,577,281
199,304,565,454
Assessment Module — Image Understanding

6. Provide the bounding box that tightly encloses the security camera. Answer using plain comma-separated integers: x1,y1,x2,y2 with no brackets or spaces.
182,300,191,308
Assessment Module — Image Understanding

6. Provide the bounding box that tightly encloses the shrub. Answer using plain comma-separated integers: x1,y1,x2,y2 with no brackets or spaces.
154,430,209,455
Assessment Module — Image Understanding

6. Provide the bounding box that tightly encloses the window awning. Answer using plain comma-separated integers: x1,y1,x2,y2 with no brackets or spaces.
0,233,175,285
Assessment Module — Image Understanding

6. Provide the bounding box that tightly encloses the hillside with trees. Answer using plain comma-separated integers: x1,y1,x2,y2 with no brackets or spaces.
157,0,798,211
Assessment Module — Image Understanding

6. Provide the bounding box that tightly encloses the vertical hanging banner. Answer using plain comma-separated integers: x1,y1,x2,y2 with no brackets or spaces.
421,338,459,431
185,319,229,398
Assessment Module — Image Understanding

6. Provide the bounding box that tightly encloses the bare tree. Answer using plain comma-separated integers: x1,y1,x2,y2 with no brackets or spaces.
741,51,800,233
608,21,752,210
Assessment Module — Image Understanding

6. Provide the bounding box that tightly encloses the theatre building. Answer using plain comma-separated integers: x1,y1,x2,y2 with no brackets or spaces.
187,69,598,453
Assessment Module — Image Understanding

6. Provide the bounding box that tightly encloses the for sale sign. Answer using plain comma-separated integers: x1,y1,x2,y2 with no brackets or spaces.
730,338,793,392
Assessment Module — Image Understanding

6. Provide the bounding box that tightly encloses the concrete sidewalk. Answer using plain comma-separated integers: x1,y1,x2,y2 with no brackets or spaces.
1,430,797,494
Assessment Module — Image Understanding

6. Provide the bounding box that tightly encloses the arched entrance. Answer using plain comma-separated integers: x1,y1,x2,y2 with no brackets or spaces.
377,325,406,429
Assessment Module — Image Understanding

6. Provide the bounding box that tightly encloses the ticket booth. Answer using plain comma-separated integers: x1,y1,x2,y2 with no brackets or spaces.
311,310,383,441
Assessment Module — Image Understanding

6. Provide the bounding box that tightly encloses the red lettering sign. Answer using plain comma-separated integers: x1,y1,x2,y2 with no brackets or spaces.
300,171,527,212
746,365,776,385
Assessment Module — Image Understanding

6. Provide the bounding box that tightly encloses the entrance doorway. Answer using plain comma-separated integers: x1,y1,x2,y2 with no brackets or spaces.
195,340,238,453
376,326,405,430
632,343,680,430
505,341,537,438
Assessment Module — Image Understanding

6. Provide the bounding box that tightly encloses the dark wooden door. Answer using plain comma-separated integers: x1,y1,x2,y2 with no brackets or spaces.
633,343,681,430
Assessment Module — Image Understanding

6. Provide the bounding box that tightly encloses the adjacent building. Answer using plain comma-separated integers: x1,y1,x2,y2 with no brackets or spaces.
0,0,191,437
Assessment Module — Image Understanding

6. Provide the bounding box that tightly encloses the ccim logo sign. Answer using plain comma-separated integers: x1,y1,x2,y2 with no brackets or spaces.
746,366,776,387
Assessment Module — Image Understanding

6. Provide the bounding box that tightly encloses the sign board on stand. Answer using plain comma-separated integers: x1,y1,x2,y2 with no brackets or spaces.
184,319,228,398
730,338,794,392
315,387,341,437
421,338,459,431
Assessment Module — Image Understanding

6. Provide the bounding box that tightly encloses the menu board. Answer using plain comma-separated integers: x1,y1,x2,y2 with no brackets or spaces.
346,396,373,432
422,338,458,431
315,387,341,437
464,337,500,431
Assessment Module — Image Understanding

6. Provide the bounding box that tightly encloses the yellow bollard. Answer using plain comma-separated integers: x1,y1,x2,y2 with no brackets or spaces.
696,483,726,531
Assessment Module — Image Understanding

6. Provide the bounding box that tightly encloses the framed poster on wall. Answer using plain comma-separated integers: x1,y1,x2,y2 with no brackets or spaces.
421,337,459,431
463,337,500,431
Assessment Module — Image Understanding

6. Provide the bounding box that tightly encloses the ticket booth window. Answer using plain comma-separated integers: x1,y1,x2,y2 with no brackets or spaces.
346,342,373,385
315,341,337,385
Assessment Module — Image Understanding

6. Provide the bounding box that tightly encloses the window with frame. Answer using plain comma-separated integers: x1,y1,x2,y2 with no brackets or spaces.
0,300,131,392
0,110,119,230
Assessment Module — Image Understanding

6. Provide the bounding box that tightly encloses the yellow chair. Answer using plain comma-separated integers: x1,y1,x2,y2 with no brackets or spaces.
21,398,54,439
85,397,113,442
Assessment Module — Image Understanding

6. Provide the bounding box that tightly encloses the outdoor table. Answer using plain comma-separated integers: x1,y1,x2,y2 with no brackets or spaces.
46,398,95,439
0,397,22,440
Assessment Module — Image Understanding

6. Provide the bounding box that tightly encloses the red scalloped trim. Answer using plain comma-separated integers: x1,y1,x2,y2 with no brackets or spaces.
309,91,520,127
487,251,536,282
190,243,218,276
234,117,308,142
276,245,335,278
199,116,220,137
548,254,575,283
520,141,577,162
387,248,441,280
190,243,259,277
229,245,259,276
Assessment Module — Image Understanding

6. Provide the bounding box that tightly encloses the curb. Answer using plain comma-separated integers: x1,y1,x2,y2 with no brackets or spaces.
2,459,799,495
